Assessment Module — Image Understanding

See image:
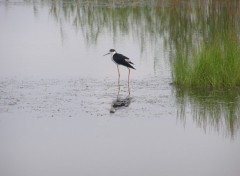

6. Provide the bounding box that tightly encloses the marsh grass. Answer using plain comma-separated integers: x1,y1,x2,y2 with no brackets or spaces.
173,37,240,89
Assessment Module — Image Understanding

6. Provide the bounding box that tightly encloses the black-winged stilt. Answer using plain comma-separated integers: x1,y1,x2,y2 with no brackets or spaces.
103,49,136,87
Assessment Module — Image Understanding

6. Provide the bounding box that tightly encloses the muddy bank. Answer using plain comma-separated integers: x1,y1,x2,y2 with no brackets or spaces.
0,76,174,118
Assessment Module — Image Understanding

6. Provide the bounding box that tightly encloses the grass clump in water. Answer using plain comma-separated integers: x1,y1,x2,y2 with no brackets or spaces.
173,38,240,89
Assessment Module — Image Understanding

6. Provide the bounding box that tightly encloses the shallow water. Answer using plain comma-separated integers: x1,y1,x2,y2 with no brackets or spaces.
0,1,240,176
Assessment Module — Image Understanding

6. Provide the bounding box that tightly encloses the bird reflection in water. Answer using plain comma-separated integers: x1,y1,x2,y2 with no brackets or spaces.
109,84,133,113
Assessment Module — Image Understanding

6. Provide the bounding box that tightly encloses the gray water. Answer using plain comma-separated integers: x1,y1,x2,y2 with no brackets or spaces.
0,1,240,176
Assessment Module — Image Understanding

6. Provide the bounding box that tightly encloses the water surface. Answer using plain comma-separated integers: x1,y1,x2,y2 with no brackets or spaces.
0,1,240,176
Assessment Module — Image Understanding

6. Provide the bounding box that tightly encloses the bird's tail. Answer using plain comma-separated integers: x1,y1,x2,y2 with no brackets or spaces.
129,65,136,70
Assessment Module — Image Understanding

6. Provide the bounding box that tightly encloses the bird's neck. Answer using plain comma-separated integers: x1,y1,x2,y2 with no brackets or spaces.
111,51,116,56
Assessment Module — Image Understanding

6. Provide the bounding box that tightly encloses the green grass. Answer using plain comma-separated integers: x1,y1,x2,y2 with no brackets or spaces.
172,38,240,89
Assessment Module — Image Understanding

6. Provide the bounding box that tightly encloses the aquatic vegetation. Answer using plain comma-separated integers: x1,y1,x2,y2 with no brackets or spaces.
173,37,240,89
168,0,240,90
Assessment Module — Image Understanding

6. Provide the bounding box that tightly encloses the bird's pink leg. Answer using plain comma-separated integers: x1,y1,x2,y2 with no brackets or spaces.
117,65,120,86
117,84,120,98
128,68,131,95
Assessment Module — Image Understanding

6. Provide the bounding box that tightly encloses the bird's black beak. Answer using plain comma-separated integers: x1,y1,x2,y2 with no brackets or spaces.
103,52,110,56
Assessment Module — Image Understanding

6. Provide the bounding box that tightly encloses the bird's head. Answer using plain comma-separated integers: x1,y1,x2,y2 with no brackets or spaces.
103,49,116,56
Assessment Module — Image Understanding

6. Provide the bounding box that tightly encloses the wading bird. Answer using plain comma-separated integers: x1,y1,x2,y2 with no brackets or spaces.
103,49,136,88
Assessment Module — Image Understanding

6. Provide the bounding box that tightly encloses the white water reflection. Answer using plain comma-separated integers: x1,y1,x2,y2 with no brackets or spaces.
0,2,169,79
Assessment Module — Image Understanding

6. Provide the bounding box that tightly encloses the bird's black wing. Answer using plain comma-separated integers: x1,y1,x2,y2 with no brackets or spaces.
118,54,134,65
113,53,135,69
